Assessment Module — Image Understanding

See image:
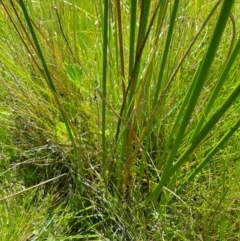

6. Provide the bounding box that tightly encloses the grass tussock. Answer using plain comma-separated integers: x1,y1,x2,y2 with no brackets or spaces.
0,0,240,240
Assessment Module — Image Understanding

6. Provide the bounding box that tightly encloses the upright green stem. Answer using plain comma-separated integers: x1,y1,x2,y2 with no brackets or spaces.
19,0,78,160
102,0,109,165
153,0,179,106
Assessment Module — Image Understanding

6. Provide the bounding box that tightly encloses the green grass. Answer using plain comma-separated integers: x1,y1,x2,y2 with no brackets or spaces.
0,0,239,240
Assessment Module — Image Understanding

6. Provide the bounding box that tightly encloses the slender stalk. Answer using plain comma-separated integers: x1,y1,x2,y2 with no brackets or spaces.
191,13,237,141
102,0,109,166
153,0,180,106
19,0,78,160
115,0,125,95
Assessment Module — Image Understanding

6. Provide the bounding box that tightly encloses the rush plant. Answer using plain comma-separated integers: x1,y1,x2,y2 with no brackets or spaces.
99,0,239,204
0,0,239,239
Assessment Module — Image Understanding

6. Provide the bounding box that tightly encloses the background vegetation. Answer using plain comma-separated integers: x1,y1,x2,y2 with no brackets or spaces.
0,0,239,240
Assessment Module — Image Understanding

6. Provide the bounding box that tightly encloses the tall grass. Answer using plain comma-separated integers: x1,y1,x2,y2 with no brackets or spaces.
0,0,239,239
100,0,239,203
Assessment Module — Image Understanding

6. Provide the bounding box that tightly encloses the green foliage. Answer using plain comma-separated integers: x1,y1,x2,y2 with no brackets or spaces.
0,0,239,240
